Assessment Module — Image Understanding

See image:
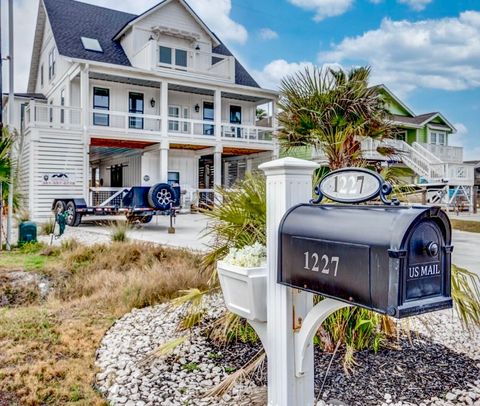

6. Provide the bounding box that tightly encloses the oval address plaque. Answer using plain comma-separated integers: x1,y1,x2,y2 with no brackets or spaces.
312,167,399,205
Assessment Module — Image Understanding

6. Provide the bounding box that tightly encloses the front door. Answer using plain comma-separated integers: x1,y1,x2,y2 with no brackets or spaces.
203,102,214,136
230,105,242,138
111,165,123,187
129,92,144,129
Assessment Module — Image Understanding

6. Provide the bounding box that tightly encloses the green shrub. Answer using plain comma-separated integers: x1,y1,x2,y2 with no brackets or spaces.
41,218,56,235
110,221,129,242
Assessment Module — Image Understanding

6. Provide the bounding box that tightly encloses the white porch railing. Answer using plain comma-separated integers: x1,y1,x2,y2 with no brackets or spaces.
90,109,162,133
24,101,83,130
24,102,274,145
221,124,273,142
418,143,463,164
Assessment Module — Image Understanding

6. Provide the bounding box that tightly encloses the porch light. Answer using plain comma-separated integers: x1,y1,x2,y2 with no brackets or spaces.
194,103,200,113
150,98,156,108
195,44,201,51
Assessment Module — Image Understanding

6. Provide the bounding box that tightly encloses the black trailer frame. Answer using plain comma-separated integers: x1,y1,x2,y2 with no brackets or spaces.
51,184,181,229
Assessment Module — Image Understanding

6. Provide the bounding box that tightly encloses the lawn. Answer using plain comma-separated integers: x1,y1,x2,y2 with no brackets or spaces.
0,240,208,406
451,219,480,233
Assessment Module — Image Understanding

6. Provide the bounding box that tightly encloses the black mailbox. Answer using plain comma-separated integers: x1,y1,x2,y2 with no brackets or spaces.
278,203,453,319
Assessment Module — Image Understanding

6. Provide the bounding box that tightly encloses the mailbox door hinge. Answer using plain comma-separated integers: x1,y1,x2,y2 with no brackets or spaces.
388,249,407,259
444,245,454,254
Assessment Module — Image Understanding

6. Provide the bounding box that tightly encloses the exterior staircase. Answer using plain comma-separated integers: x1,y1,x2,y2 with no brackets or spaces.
399,141,445,183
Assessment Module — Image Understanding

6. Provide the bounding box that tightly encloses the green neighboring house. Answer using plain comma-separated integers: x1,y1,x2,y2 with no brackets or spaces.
281,84,476,209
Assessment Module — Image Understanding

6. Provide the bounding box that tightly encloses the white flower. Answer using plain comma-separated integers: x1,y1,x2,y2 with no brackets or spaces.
224,242,266,268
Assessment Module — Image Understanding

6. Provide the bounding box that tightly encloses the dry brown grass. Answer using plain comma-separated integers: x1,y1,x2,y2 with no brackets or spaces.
0,241,208,405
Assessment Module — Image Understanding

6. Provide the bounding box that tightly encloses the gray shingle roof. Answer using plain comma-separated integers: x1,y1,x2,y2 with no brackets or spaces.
392,112,438,126
42,0,259,88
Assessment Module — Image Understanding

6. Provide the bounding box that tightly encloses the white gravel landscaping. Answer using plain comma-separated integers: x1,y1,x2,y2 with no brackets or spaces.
96,294,480,406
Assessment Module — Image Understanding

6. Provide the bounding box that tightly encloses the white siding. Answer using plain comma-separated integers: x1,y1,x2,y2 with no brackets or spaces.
97,154,142,188
17,135,32,215
30,129,86,220
34,15,71,96
168,149,197,189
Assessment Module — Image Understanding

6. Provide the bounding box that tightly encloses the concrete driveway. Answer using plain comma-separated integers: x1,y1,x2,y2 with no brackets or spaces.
79,213,213,252
452,230,480,275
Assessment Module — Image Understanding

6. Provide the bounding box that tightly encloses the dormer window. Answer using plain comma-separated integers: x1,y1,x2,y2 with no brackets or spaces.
159,46,188,68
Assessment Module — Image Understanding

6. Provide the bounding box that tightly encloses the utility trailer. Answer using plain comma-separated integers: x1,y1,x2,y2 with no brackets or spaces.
52,183,181,227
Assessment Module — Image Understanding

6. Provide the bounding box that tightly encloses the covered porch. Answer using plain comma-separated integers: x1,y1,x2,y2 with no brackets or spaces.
88,138,273,208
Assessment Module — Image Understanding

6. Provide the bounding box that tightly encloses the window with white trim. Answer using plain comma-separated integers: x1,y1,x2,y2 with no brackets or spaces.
168,105,180,132
430,131,447,146
159,46,188,68
48,47,56,80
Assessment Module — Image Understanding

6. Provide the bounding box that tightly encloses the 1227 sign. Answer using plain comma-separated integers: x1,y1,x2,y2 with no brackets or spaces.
303,251,339,277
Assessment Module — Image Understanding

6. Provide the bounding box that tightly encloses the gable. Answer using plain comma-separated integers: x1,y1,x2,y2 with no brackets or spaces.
134,0,213,46
377,87,414,117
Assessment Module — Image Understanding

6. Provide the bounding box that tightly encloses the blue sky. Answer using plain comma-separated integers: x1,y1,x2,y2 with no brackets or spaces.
4,0,480,159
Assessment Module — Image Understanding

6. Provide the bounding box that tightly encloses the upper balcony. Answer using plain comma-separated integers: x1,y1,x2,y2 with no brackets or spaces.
23,101,274,146
131,41,235,83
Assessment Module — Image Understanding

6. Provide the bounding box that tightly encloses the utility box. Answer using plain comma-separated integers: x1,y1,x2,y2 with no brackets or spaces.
18,221,38,245
279,204,453,318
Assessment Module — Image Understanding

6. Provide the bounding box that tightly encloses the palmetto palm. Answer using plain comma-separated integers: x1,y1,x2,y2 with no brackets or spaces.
277,66,393,169
0,127,14,204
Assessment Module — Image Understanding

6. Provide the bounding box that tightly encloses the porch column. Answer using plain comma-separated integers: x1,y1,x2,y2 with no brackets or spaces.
159,140,169,184
214,89,222,141
160,81,169,137
214,145,223,188
246,157,253,173
80,65,90,202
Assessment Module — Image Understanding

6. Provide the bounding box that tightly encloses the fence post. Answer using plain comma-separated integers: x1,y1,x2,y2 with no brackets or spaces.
259,157,320,406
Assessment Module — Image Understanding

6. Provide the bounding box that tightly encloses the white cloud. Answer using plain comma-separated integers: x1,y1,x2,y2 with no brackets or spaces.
319,11,480,95
253,59,315,89
253,59,345,89
288,0,353,22
7,0,247,91
397,0,433,11
449,123,468,147
259,28,279,40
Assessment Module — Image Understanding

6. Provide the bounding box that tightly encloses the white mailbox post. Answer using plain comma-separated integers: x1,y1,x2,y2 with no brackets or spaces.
260,157,319,406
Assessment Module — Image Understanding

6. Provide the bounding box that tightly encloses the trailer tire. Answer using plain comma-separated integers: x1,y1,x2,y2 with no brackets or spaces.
54,200,66,214
147,183,175,210
66,201,81,227
140,215,153,224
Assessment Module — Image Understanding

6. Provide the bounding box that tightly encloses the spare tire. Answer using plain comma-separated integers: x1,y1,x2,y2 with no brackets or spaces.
147,183,176,210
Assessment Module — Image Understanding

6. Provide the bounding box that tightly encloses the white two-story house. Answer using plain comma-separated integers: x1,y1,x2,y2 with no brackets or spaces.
6,0,278,220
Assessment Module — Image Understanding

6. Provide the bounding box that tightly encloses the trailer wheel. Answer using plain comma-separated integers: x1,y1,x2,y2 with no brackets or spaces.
140,215,153,224
147,183,175,210
54,200,66,214
66,201,81,227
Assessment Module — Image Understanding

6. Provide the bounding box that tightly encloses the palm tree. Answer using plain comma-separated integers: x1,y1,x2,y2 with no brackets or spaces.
277,66,393,169
256,108,267,121
0,127,14,205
